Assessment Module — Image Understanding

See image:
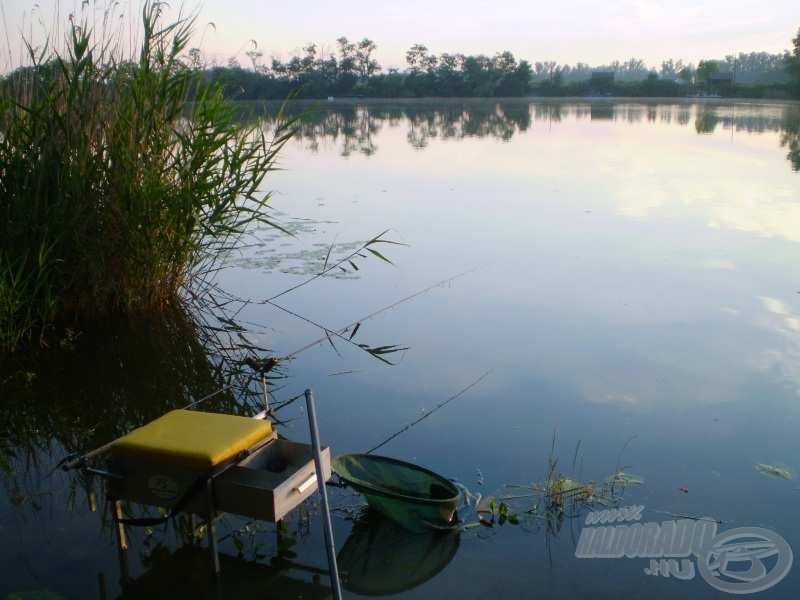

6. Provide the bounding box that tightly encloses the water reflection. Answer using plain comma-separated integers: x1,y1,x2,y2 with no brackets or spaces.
0,293,415,597
0,310,264,470
781,109,800,171
117,545,331,599
237,100,800,171
0,306,325,598
337,509,459,595
3,97,800,599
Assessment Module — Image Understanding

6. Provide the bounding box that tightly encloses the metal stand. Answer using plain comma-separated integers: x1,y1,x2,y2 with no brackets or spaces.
205,478,221,575
113,500,128,550
304,389,342,600
112,499,129,581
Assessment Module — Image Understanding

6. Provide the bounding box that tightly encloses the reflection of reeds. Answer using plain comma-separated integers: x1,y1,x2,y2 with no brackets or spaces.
0,2,294,350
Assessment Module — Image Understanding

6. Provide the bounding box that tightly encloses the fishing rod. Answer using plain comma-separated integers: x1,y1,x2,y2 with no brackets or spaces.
365,370,492,455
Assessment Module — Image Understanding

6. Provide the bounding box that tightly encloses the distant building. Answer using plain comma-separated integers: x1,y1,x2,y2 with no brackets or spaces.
590,71,616,86
708,72,735,85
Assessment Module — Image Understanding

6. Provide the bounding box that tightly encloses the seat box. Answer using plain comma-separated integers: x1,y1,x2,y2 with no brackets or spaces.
213,439,331,522
106,433,276,513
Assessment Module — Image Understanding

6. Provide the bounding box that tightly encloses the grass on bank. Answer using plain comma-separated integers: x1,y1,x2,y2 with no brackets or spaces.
0,2,294,350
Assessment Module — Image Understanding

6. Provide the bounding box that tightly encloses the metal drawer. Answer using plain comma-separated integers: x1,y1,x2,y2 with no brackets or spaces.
214,439,331,522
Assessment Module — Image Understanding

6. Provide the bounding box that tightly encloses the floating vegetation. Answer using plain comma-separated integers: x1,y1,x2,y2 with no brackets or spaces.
227,234,365,278
477,497,519,526
755,463,795,481
457,433,641,535
607,471,644,488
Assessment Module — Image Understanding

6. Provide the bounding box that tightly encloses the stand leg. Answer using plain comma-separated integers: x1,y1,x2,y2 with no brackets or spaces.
304,389,342,600
113,500,128,550
97,572,107,600
112,500,129,581
205,478,220,575
190,513,197,545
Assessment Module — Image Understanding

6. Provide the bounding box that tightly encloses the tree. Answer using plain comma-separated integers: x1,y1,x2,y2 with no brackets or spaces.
335,37,358,92
437,53,459,73
493,51,517,74
677,65,694,84
271,57,287,76
406,44,429,73
337,37,357,75
186,48,203,70
794,28,800,53
436,53,465,95
788,28,800,93
246,48,264,72
533,60,558,81
300,44,317,72
356,38,380,78
496,58,532,96
696,60,719,83
660,59,685,80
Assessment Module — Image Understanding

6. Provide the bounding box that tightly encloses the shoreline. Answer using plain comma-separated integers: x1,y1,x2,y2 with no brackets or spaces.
241,96,800,107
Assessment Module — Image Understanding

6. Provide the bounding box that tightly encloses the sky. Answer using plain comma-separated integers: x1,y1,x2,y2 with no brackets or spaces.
1,0,798,71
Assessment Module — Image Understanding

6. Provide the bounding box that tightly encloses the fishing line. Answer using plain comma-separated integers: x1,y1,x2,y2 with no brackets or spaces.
366,370,492,455
183,385,231,409
184,267,476,409
179,268,475,412
281,268,476,360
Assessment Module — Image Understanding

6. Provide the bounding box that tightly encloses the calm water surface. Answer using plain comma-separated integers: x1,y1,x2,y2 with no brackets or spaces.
1,99,800,599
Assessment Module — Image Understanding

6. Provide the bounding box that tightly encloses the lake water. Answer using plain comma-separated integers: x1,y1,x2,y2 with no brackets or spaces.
1,99,800,599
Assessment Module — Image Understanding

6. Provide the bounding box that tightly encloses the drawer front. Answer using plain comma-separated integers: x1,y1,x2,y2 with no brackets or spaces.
213,443,331,522
214,466,277,521
273,447,331,522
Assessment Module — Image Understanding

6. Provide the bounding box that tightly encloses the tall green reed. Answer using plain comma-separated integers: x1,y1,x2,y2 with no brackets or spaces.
0,2,294,350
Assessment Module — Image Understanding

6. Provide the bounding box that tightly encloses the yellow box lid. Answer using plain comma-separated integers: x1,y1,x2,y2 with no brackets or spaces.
111,410,273,470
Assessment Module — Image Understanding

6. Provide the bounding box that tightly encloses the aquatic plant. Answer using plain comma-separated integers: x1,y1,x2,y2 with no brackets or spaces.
755,463,794,481
467,434,643,536
0,2,294,350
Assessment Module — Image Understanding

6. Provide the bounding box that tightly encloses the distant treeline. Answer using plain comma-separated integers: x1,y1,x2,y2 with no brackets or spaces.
4,31,800,101
180,34,800,100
